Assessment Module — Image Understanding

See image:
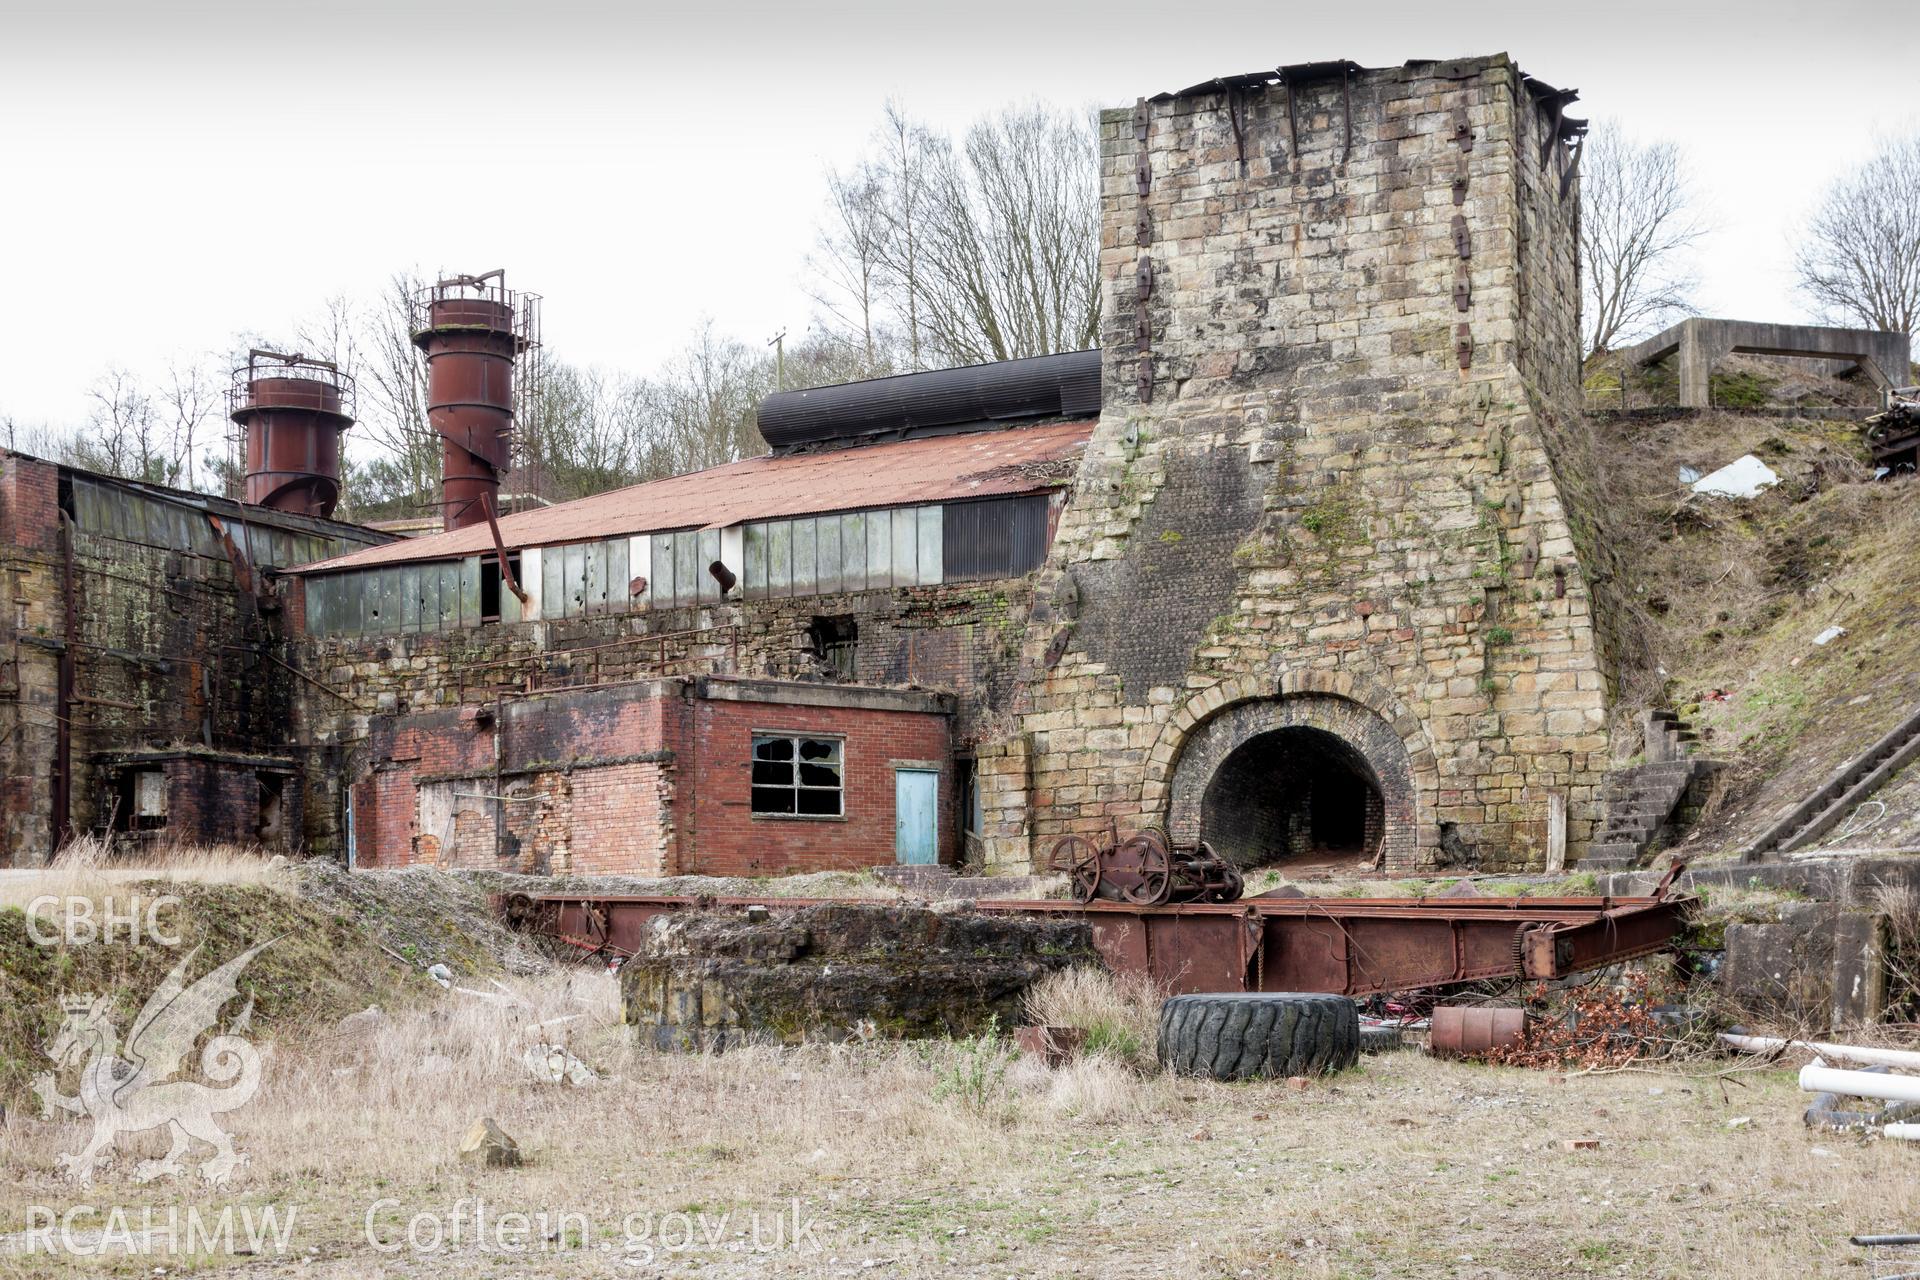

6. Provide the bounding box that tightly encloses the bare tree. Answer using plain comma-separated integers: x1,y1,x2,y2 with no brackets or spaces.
156,358,221,493
807,162,895,377
873,101,934,369
1794,132,1920,365
1579,122,1705,358
518,362,636,501
343,272,439,513
634,320,774,479
810,100,1099,375
72,367,175,483
914,103,1101,365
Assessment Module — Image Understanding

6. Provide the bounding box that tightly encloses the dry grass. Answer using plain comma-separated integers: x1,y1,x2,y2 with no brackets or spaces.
0,835,288,917
1872,882,1920,1023
0,982,1910,1278
1022,966,1163,1071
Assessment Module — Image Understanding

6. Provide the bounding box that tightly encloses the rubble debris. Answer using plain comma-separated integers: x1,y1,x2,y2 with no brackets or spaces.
1813,625,1848,647
1690,454,1779,499
1799,1061,1920,1106
1802,1063,1920,1132
459,1117,522,1167
521,1041,599,1086
1485,973,1672,1070
1866,387,1920,474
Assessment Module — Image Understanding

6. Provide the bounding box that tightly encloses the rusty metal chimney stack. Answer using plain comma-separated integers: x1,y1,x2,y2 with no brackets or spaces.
228,350,354,519
411,270,534,532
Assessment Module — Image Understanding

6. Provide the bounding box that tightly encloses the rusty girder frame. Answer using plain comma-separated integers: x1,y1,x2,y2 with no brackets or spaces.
493,889,1695,998
976,894,1695,997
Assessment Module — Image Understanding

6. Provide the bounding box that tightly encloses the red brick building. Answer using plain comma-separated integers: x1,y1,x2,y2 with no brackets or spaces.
352,677,952,876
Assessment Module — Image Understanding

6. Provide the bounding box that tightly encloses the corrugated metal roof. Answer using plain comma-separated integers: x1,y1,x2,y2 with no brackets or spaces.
298,418,1094,574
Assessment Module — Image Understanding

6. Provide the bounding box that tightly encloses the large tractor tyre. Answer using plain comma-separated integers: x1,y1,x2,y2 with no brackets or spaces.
1156,993,1361,1081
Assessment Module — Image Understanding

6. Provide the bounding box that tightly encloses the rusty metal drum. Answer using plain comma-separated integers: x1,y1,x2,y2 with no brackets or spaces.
1428,1005,1528,1057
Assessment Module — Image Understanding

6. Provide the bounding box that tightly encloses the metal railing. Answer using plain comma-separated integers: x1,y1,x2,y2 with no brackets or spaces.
226,348,356,420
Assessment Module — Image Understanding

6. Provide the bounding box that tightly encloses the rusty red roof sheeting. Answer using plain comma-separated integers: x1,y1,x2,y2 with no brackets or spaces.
298,418,1094,573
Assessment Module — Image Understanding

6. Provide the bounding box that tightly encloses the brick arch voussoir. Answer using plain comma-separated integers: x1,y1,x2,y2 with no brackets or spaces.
1141,672,1439,819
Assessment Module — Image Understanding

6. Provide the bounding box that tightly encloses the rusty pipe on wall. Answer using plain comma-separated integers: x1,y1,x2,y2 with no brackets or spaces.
53,507,76,850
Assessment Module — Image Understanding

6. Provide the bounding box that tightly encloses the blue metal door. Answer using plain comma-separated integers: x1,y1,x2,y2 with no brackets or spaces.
894,769,939,865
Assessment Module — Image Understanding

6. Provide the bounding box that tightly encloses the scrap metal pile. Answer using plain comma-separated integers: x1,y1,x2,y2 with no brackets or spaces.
1867,387,1920,474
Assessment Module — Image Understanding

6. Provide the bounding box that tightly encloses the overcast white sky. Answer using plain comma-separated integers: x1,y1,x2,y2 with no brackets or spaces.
1,0,1915,431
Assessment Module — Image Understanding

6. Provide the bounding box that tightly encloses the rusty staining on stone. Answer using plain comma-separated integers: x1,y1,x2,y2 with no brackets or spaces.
1134,97,1156,406
1341,66,1353,166
1219,82,1249,179
1559,135,1583,202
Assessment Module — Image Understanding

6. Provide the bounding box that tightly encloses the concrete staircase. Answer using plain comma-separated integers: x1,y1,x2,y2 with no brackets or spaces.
1740,703,1920,861
1581,710,1717,873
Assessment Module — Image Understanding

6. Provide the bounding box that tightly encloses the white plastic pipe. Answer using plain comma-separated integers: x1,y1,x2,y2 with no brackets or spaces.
1721,1033,1920,1072
1883,1123,1920,1141
1799,1063,1920,1104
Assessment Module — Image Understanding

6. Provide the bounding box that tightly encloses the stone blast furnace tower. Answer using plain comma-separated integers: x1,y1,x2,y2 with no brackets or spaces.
412,270,534,531
229,350,354,519
1003,56,1625,877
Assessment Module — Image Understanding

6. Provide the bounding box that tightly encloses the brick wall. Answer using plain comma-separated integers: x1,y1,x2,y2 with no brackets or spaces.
149,757,300,851
687,695,951,875
349,678,950,877
1005,57,1611,875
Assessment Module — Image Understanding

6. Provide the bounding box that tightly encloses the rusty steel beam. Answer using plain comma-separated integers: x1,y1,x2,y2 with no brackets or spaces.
494,890,1695,998
978,896,1696,997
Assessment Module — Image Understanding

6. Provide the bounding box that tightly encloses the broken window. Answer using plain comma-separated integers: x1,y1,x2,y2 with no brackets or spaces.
806,616,859,680
256,772,286,845
479,553,521,622
131,768,167,832
750,734,844,817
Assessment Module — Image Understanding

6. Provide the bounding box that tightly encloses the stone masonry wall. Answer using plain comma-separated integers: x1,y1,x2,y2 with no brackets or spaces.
0,453,61,864
1003,57,1611,875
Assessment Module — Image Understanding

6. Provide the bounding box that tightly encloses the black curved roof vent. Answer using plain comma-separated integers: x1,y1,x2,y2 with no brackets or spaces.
759,349,1101,452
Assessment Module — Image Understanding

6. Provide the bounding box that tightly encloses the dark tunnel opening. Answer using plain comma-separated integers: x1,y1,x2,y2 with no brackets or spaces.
1199,725,1385,870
